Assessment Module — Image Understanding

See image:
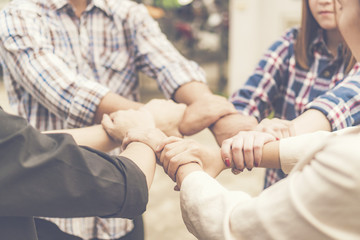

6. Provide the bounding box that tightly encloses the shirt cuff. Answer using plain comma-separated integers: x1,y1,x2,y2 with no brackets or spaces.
67,80,109,127
158,61,206,99
181,171,251,240
306,95,352,131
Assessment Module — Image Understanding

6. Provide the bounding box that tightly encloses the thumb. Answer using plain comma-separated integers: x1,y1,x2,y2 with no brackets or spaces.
101,114,114,130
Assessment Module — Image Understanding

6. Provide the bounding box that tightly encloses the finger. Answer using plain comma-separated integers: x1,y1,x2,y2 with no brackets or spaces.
243,135,255,170
220,138,233,168
121,136,130,150
288,122,296,137
263,127,281,140
161,142,190,170
231,137,245,171
280,126,291,139
252,137,264,168
167,154,187,181
156,136,183,152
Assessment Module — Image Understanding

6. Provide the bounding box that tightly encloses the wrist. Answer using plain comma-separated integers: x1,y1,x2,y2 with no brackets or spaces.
176,163,203,188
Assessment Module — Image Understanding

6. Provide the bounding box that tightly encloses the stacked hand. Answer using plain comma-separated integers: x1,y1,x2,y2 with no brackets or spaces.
102,108,155,143
254,118,295,140
179,94,238,136
221,131,276,173
220,118,294,174
142,99,186,137
122,131,225,186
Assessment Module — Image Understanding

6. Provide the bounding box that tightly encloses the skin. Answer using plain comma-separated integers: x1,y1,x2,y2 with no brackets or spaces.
217,0,346,172
46,109,157,189
335,0,360,61
68,0,236,137
175,0,360,185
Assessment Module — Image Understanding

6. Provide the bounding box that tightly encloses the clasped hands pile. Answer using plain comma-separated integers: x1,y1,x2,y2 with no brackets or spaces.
101,97,296,188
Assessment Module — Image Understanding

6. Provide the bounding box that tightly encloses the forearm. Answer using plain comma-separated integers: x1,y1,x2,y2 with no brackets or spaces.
94,92,144,123
120,142,157,189
292,109,331,135
44,125,120,152
211,113,258,145
173,81,212,105
259,141,280,169
176,163,203,188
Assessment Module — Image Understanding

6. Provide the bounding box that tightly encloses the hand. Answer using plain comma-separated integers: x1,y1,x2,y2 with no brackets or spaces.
122,127,167,159
179,94,238,136
156,137,224,181
142,99,186,137
101,109,155,143
255,118,296,140
210,113,258,145
221,131,276,173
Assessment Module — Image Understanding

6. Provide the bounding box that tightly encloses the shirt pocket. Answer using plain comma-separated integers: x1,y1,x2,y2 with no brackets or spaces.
102,51,132,74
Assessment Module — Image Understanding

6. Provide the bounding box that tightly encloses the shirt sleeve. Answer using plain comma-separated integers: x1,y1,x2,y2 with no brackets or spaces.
306,67,360,130
0,108,148,219
0,6,109,127
181,134,360,240
229,28,296,120
121,3,206,98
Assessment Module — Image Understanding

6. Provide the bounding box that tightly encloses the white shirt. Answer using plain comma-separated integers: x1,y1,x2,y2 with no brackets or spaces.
180,130,360,240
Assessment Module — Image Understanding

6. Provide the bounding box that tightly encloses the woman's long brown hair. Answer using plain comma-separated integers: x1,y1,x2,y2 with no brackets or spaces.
294,0,356,73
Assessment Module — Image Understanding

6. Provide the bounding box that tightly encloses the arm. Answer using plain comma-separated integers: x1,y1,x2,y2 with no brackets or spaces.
43,125,119,152
302,71,360,132
211,30,297,144
0,7,141,127
0,109,148,219
175,82,239,136
179,134,360,240
126,5,236,134
119,142,156,189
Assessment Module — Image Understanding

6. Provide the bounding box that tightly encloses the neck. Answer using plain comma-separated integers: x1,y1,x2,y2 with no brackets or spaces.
69,0,88,17
325,29,343,57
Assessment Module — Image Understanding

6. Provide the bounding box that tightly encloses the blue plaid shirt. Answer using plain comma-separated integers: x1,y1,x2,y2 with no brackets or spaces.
230,28,360,188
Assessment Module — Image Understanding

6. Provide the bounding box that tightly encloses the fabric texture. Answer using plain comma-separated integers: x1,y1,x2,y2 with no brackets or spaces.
0,0,206,238
181,132,360,240
229,27,360,188
0,108,148,239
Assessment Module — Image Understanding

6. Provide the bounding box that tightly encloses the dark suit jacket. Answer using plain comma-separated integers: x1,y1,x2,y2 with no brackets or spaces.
0,108,148,239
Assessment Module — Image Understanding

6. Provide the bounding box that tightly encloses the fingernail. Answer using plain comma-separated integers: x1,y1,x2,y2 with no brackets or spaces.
225,158,230,167
276,137,280,141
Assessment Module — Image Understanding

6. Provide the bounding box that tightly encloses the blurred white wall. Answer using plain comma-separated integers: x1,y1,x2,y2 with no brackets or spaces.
0,0,8,9
228,0,301,95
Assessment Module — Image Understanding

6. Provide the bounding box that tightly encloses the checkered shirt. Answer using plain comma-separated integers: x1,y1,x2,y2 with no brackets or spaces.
229,28,360,188
0,0,205,239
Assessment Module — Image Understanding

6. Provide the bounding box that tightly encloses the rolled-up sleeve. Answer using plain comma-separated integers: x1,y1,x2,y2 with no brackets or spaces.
0,7,109,127
306,71,360,130
124,4,206,98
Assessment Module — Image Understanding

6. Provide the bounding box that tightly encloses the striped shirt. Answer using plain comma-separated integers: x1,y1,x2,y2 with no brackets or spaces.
0,0,205,239
229,28,360,188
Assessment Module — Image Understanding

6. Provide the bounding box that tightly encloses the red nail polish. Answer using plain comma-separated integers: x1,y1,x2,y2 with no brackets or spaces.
225,158,230,167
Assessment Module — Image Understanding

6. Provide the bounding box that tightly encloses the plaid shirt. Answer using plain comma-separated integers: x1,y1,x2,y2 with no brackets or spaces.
229,28,360,188
0,0,205,239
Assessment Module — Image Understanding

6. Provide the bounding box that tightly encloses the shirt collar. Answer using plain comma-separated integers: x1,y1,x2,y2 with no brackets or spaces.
47,0,112,17
309,29,342,58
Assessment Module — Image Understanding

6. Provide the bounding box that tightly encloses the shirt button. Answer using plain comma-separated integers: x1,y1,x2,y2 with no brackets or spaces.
323,70,330,78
